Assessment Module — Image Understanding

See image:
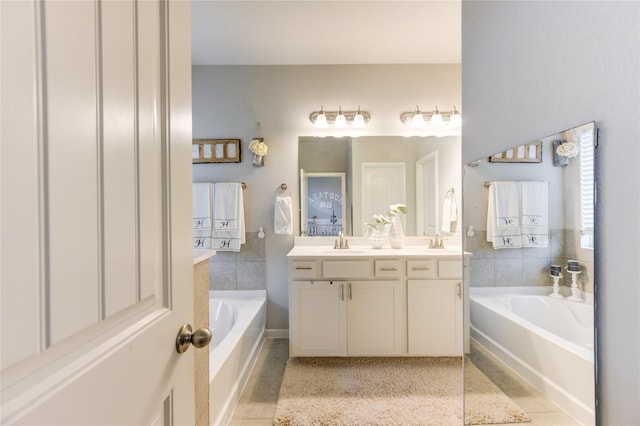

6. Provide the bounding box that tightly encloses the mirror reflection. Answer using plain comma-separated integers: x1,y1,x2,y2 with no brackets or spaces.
463,122,596,425
300,172,346,236
298,135,462,237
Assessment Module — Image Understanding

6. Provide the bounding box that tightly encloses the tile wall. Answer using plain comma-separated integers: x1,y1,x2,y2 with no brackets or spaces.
466,229,593,293
208,232,266,290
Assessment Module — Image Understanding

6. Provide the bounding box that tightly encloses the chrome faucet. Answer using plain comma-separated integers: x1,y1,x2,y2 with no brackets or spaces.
428,233,445,249
334,231,350,249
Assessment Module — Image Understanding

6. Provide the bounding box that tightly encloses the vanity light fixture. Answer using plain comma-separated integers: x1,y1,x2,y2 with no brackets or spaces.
449,106,462,128
313,106,328,129
334,107,348,129
410,106,425,128
352,106,366,129
429,106,443,128
400,105,462,129
309,106,371,129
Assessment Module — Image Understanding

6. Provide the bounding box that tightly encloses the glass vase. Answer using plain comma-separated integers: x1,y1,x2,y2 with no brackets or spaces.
252,153,264,167
369,228,385,249
389,216,405,249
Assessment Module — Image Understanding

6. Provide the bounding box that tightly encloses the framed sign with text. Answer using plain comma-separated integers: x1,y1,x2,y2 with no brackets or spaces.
192,139,241,163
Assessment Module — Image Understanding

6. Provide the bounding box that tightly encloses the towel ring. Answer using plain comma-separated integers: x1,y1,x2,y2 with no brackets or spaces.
277,183,290,196
445,188,455,198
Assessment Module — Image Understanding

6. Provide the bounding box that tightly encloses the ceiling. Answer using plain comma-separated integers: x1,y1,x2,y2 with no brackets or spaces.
191,1,461,65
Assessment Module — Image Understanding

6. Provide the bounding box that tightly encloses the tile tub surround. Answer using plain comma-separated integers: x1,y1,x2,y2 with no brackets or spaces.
466,229,593,293
209,232,266,290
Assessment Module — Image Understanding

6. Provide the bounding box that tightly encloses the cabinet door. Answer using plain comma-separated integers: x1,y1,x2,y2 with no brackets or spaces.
347,281,407,356
408,280,462,356
290,281,347,356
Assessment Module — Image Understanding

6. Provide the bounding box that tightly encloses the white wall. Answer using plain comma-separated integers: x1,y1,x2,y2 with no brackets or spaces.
192,64,461,330
461,1,639,424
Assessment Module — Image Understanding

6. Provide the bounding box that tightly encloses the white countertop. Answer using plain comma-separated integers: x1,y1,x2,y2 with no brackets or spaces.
193,249,216,265
287,245,468,258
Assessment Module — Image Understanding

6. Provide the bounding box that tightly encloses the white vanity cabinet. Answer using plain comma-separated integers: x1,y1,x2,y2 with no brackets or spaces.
288,247,465,357
407,258,463,355
289,279,406,356
347,280,406,356
407,280,462,355
289,280,347,356
288,258,406,357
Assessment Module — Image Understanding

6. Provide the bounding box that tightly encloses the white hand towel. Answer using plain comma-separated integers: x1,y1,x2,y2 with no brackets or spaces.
192,183,212,230
441,196,458,233
211,183,245,251
193,229,212,249
213,183,239,230
274,192,293,235
493,181,520,229
520,181,549,247
193,183,213,249
487,183,522,249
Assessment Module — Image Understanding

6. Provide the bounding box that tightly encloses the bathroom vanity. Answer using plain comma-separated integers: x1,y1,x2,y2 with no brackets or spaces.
287,239,467,357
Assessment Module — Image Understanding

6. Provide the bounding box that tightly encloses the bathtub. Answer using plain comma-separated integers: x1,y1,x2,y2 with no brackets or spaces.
469,286,594,425
209,290,266,426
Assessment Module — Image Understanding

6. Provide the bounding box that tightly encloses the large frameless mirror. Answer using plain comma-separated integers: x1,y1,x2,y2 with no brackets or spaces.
298,135,462,237
463,122,596,425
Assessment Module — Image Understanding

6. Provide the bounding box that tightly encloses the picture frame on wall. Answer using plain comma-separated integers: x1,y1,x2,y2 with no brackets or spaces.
192,139,241,163
489,141,542,163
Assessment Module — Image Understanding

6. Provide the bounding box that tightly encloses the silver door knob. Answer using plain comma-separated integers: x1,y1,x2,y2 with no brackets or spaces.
175,323,212,354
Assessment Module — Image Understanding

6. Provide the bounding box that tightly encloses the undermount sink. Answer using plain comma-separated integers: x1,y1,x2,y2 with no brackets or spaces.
323,249,368,254
422,248,463,254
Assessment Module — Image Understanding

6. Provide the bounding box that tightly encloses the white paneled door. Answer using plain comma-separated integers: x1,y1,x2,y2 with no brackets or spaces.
1,1,194,424
361,162,406,234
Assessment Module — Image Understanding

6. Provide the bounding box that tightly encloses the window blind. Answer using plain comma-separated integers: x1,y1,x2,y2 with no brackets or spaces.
580,131,595,249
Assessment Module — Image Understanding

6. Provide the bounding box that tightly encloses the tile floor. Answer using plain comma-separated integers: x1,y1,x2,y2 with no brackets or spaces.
468,340,581,426
228,337,581,426
229,338,289,426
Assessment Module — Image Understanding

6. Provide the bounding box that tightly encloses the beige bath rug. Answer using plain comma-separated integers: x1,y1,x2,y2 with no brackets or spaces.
273,357,530,425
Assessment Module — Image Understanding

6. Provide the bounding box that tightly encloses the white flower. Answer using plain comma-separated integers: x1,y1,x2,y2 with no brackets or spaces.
373,214,391,224
556,142,579,158
249,138,268,156
365,214,391,230
389,203,408,215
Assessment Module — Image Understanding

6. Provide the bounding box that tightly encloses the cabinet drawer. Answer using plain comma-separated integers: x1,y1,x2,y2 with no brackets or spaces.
322,260,370,279
290,261,318,279
374,260,402,278
438,260,462,278
407,260,437,278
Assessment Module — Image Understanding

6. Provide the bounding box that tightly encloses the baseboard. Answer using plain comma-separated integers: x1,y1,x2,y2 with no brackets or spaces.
265,328,289,339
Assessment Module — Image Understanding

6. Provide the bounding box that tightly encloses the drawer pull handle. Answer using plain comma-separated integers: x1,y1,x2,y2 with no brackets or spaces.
412,267,431,271
380,267,398,272
341,283,344,301
295,267,313,270
349,283,352,300
457,282,462,299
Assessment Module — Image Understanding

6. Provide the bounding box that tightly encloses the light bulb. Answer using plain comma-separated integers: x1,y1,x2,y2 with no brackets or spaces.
411,106,425,128
352,107,366,129
429,106,443,128
334,107,347,129
314,107,328,129
449,106,462,128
